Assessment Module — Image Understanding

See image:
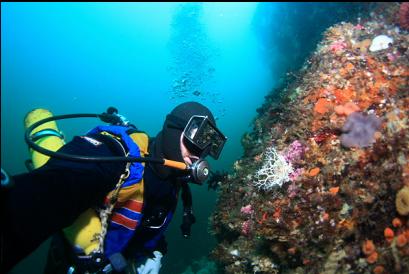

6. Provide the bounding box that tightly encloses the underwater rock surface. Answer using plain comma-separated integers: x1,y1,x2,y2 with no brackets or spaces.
211,3,409,273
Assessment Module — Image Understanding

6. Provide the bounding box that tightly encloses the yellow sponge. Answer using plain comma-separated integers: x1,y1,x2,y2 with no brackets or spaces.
396,186,409,216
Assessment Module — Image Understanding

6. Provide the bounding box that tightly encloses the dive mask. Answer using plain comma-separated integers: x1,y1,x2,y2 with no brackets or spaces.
182,115,227,160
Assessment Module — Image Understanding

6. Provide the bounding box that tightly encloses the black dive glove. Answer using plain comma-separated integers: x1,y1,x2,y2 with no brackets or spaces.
180,208,196,238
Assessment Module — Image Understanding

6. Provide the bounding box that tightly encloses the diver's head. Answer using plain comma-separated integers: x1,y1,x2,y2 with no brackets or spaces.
162,101,226,162
151,101,226,179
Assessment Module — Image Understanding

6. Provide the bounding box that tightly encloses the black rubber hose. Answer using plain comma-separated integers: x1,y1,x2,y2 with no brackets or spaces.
24,113,164,164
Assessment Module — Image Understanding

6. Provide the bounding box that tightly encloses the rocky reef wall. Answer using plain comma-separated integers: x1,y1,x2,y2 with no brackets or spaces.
211,3,409,273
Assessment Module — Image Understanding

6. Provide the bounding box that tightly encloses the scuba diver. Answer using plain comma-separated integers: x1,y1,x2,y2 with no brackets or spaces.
0,101,227,274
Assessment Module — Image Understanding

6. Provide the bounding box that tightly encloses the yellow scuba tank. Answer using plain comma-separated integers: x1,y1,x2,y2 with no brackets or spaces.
24,108,103,255
63,209,103,255
25,109,149,255
24,108,65,168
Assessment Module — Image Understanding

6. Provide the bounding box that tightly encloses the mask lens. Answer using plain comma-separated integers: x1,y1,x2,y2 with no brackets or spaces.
183,116,226,159
197,122,219,156
185,117,201,140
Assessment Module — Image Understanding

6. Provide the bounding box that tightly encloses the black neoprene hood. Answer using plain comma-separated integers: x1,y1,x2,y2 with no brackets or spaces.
161,101,216,162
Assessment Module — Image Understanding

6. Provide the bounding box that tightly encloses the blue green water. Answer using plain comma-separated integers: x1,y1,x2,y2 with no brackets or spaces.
1,2,368,273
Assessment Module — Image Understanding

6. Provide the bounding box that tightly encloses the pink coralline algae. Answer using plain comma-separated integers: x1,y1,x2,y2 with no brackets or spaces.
330,40,348,52
353,24,365,30
283,140,305,163
240,204,254,215
241,220,252,236
287,181,299,198
387,52,398,62
289,168,304,182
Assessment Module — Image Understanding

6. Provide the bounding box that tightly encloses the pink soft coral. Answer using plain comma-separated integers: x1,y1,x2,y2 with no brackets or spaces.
283,140,305,163
240,204,254,215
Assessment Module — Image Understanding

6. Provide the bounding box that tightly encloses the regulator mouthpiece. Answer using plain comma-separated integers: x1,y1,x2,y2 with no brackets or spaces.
189,159,210,185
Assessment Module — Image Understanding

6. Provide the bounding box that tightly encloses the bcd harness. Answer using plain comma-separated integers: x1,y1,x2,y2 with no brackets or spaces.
64,125,148,273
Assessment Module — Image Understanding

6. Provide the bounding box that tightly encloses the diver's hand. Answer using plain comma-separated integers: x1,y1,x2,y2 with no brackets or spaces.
137,251,162,274
180,209,196,238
